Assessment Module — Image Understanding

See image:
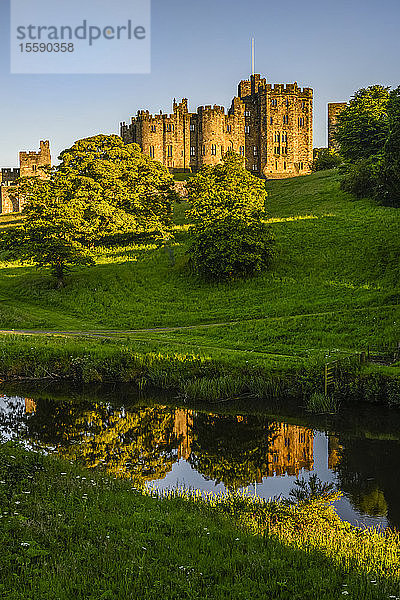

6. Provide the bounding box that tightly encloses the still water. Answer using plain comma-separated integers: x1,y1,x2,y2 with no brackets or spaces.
1,386,399,531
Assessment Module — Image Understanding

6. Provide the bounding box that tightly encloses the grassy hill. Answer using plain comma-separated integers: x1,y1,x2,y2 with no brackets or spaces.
0,171,398,368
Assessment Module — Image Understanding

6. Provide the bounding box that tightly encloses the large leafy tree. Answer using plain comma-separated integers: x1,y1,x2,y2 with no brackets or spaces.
58,135,176,234
335,86,390,162
379,86,400,206
186,152,275,280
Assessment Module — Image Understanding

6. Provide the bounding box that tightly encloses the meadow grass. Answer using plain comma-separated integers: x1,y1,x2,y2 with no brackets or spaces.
1,441,400,600
0,171,398,396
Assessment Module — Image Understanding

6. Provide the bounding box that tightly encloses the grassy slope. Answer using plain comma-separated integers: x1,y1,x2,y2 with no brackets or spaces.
0,171,398,364
2,442,400,600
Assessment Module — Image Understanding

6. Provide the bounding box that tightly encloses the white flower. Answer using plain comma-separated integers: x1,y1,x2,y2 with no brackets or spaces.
60,473,67,476
342,592,349,596
21,542,30,547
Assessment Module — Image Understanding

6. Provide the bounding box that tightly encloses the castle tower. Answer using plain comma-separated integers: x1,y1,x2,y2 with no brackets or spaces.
19,140,51,178
328,103,347,150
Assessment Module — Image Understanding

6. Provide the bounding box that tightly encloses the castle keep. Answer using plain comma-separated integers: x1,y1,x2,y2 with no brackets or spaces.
0,141,51,214
120,73,313,178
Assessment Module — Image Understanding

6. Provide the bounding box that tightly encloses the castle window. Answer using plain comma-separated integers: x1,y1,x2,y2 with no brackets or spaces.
281,147,288,155
190,124,195,131
286,99,289,107
302,101,306,110
270,117,273,125
299,433,305,443
244,110,251,116
190,146,196,156
284,161,287,170
283,115,289,125
151,125,156,132
253,146,258,155
298,117,305,127
167,145,173,157
271,98,277,107
275,161,278,170
274,132,280,144
211,144,217,155
226,125,232,133
149,145,155,158
32,165,37,172
202,145,206,156
245,126,250,134
273,453,278,463
239,146,245,156
252,164,258,171
282,132,288,143
274,147,280,155
299,162,304,170
284,438,290,447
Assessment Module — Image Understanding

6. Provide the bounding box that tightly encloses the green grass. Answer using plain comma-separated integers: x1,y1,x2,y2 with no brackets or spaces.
0,171,398,379
2,441,400,600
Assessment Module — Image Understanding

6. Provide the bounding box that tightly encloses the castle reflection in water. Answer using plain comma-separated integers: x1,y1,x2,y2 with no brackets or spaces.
23,398,317,483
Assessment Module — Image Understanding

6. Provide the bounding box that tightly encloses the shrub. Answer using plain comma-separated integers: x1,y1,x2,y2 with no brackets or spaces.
340,155,382,199
188,217,275,281
312,148,342,172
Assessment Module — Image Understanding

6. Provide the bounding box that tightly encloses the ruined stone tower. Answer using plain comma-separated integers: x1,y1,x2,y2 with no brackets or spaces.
19,140,51,178
121,73,313,178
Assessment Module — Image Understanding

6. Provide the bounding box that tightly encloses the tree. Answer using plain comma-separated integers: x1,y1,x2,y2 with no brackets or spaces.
335,86,390,162
186,152,275,280
58,135,177,236
377,86,400,206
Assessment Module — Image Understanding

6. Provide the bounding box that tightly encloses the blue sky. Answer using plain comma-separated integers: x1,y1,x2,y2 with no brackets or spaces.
1,0,399,166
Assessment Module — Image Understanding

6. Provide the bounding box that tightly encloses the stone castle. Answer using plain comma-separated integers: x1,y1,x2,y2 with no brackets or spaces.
0,79,348,214
0,140,51,214
121,73,314,179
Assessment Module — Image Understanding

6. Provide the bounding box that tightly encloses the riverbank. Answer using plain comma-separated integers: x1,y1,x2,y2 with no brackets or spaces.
1,441,399,600
0,332,399,407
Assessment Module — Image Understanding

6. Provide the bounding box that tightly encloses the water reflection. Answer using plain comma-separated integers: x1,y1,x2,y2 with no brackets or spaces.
0,391,398,530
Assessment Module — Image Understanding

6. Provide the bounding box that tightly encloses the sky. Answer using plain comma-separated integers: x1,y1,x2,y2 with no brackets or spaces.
1,0,399,166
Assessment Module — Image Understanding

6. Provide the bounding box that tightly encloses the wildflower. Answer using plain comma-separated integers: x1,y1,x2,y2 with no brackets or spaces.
21,542,30,547
342,593,349,596
235,538,240,541
142,547,147,550
22,491,30,494
15,501,20,505
60,472,67,476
